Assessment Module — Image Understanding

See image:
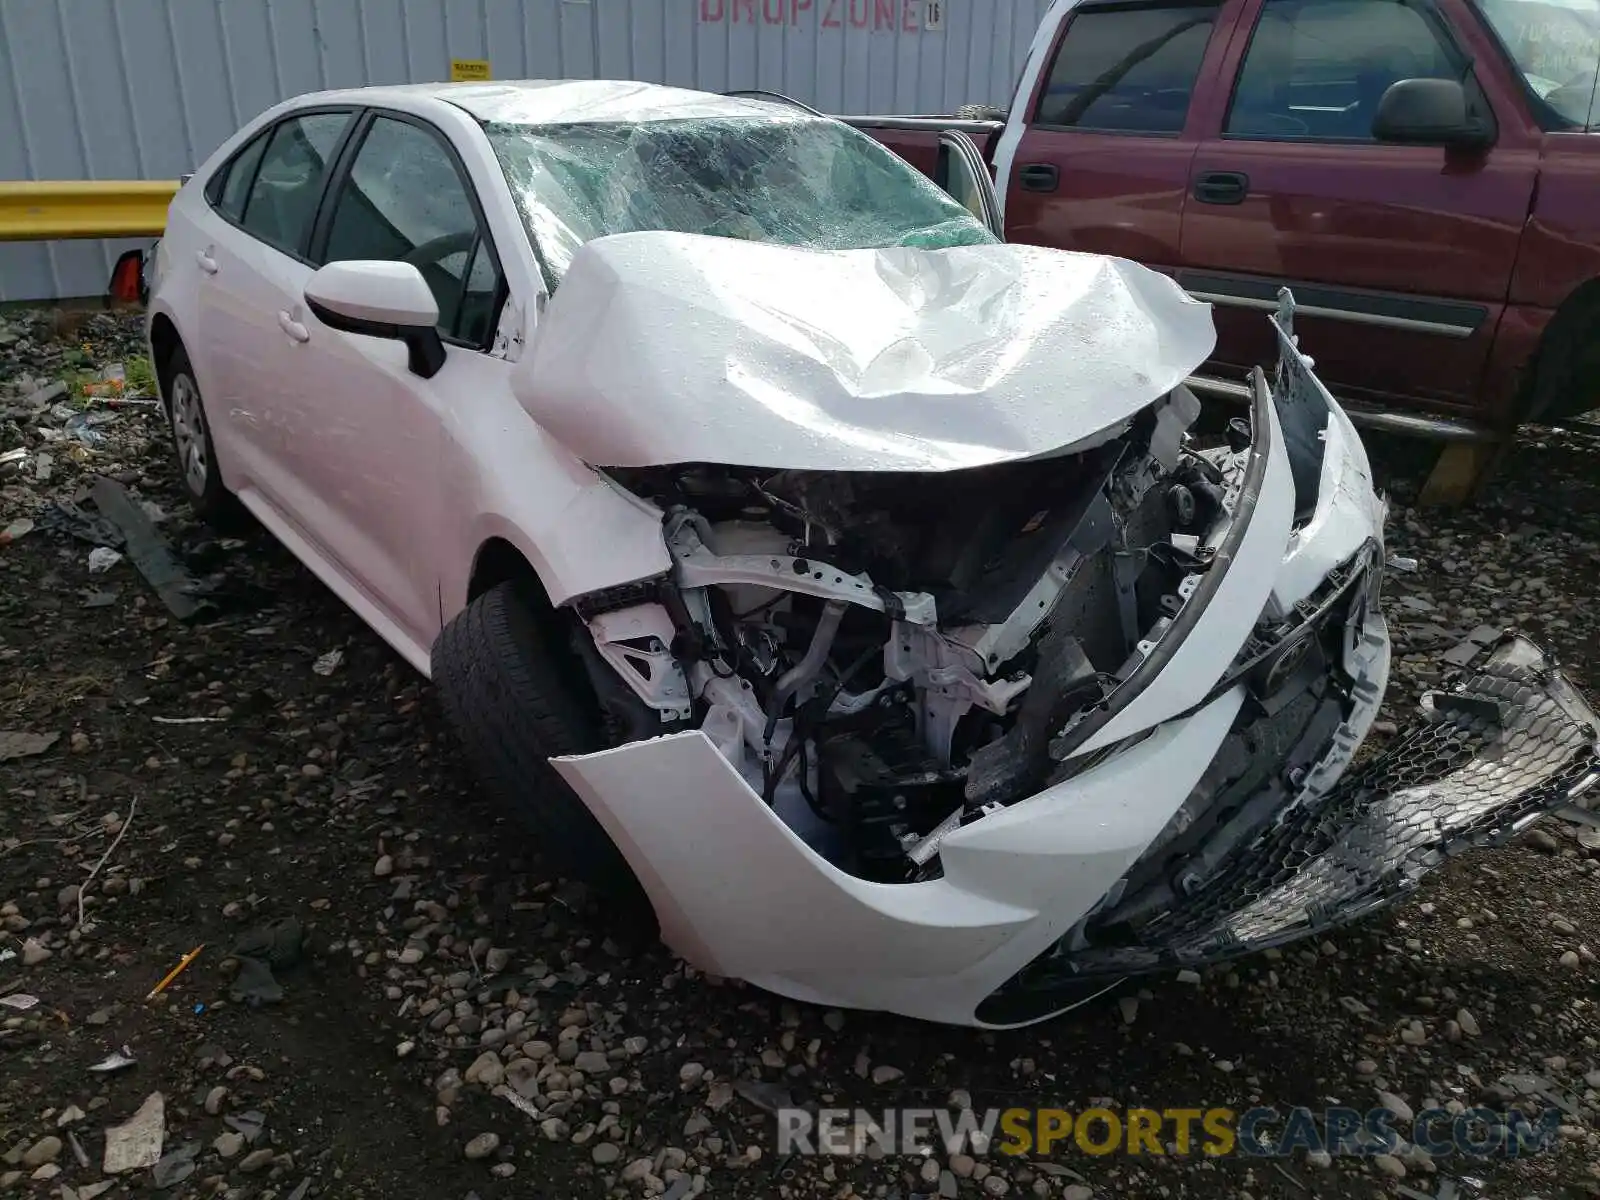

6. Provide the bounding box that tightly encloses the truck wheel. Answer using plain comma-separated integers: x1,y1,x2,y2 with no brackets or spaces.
1522,290,1600,424
431,581,656,930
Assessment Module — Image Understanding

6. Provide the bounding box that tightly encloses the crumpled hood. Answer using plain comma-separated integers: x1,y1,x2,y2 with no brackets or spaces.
516,231,1216,473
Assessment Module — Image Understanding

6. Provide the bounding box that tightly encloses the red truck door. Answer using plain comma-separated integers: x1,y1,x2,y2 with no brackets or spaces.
1000,0,1244,274
1177,0,1540,421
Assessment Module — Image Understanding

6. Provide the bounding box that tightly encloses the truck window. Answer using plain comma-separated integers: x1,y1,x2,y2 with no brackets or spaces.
1226,0,1462,140
1034,1,1221,135
1473,0,1600,130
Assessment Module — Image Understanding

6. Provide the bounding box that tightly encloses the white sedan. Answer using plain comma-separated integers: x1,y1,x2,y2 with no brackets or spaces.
137,79,1599,1028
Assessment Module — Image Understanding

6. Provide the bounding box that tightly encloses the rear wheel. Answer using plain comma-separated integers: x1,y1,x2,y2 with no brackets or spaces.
431,581,656,930
1522,289,1600,424
158,344,241,526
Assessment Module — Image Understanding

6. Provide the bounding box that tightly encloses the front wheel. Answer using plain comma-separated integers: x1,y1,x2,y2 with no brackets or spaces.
431,581,657,930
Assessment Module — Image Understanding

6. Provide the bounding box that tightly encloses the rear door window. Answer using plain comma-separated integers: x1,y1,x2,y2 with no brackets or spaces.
1034,1,1221,134
238,112,352,256
208,131,270,221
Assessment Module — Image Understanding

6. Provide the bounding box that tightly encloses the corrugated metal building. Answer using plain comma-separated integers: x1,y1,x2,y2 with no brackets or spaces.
0,0,1049,302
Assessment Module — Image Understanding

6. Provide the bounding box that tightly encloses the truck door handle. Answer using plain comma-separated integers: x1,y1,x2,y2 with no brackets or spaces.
1193,171,1249,205
196,249,219,275
1018,163,1059,193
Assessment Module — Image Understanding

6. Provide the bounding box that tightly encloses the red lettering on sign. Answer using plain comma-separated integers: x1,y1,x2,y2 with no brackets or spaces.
850,0,870,27
875,0,896,28
733,0,758,21
792,0,813,22
902,0,919,30
822,0,842,27
700,0,725,18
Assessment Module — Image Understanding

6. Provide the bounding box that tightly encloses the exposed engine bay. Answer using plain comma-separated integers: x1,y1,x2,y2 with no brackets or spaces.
573,382,1329,884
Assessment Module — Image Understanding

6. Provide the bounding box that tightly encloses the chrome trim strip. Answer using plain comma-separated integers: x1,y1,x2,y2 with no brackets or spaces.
1187,291,1476,339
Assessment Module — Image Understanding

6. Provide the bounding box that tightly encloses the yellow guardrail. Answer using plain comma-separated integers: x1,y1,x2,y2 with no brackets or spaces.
0,180,178,242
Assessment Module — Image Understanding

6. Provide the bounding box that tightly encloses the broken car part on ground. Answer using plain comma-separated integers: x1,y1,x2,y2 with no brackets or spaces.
134,81,1600,1031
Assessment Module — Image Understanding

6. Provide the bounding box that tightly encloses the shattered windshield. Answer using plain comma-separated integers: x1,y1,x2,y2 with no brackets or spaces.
483,114,998,289
1475,0,1600,128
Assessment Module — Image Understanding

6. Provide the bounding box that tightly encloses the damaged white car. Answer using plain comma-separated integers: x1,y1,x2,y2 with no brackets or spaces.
139,80,1600,1028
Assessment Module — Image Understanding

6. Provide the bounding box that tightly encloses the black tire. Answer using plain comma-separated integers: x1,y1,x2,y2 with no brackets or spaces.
158,343,242,527
1519,288,1600,424
431,581,656,927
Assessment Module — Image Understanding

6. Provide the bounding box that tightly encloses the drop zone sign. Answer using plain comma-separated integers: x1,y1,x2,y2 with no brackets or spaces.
699,0,947,31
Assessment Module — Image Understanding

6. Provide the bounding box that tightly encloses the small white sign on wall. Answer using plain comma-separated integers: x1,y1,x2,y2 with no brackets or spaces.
924,0,946,29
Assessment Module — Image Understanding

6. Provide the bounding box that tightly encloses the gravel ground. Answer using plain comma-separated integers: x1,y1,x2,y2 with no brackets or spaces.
2,308,1599,1200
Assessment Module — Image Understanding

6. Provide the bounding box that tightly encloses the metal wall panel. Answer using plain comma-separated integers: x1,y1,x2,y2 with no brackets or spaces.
0,0,1051,302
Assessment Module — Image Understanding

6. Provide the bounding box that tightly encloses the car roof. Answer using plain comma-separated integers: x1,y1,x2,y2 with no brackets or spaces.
282,79,799,126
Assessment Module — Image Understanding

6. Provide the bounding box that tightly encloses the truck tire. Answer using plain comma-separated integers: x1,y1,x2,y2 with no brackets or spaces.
431,581,656,928
1518,283,1600,424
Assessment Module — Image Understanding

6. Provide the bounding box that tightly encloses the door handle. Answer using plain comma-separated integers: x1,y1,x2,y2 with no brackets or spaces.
1193,171,1249,205
1018,162,1059,193
277,310,310,343
196,249,219,275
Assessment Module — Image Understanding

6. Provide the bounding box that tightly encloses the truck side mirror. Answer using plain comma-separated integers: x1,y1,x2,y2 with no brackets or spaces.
1372,78,1491,150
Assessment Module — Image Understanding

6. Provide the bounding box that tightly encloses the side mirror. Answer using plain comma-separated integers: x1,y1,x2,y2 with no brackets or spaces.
304,260,446,379
1372,78,1490,150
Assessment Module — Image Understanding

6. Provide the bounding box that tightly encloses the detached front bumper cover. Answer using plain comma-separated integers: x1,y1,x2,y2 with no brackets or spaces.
985,633,1600,1013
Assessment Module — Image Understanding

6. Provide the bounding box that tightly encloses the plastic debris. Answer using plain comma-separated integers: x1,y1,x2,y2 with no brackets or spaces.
734,1079,795,1113
498,1087,541,1120
0,949,15,964
87,546,124,574
145,944,204,1001
0,730,60,761
0,446,28,470
151,715,224,725
234,916,304,968
36,498,125,548
0,517,34,546
0,993,40,1011
63,413,112,446
228,919,301,1007
89,1046,138,1074
151,1141,199,1189
312,649,344,676
224,1111,266,1145
103,1091,165,1174
90,477,212,621
1385,553,1419,573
